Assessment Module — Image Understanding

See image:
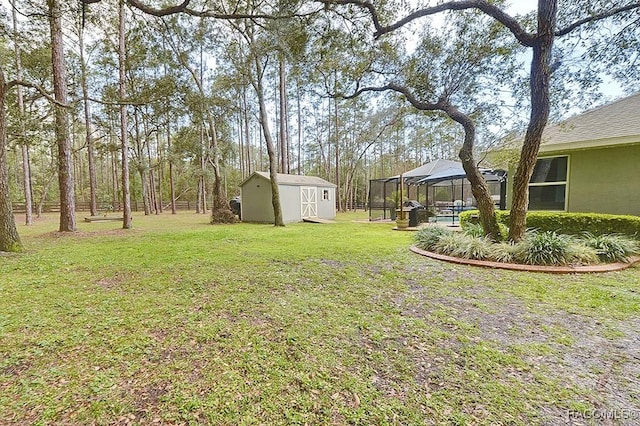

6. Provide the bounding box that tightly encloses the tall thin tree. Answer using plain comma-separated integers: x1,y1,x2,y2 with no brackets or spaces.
48,0,76,232
119,0,132,228
11,2,33,225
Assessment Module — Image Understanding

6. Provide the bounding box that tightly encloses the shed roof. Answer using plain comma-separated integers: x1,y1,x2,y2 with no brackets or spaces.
242,171,336,187
540,91,640,153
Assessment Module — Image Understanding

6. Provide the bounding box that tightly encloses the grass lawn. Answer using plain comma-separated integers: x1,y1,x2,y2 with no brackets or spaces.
1,211,640,425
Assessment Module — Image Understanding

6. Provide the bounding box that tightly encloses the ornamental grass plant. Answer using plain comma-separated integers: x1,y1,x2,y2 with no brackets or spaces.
415,226,640,266
581,233,640,263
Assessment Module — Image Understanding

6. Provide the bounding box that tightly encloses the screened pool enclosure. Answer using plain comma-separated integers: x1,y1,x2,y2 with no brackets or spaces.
369,159,506,222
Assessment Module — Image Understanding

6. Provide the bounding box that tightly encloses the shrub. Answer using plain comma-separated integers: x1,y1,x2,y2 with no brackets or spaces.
458,210,478,228
498,223,510,242
414,223,638,266
432,233,461,256
459,213,509,241
427,232,493,260
489,242,520,263
460,210,640,238
462,222,484,238
414,226,451,251
565,242,601,265
581,233,640,263
516,230,571,265
452,234,493,260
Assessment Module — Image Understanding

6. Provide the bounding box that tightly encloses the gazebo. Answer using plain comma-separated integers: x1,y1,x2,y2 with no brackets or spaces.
368,159,506,222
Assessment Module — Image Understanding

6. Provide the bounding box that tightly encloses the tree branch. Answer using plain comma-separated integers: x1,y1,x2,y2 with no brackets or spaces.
125,0,192,16
320,0,536,46
338,82,447,112
126,0,321,19
88,96,161,106
6,80,68,107
556,2,640,37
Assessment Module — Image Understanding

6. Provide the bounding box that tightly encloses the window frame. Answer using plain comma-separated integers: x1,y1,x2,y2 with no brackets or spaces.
528,155,569,211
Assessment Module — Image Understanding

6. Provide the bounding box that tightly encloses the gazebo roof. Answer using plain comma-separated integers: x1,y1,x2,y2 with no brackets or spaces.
384,159,460,183
416,166,505,185
379,159,504,185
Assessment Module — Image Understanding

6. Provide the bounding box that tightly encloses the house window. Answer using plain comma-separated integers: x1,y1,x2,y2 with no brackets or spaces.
528,156,568,211
322,189,330,200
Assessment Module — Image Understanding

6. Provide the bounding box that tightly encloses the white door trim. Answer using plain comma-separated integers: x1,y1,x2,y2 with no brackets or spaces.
300,187,318,218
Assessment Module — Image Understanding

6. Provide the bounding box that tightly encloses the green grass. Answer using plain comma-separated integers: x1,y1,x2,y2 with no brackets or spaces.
1,212,640,425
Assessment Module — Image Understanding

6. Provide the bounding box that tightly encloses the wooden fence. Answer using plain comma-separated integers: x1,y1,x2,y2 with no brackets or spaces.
11,201,197,214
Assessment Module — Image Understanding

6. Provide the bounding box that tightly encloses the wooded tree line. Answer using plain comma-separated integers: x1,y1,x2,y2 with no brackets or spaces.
0,0,638,251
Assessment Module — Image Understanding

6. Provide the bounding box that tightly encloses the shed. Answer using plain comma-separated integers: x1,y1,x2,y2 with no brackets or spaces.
240,172,337,223
507,92,640,215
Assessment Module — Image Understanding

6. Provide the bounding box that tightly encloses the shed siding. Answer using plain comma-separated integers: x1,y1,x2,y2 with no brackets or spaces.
280,185,303,223
565,144,640,215
240,175,274,223
317,187,336,219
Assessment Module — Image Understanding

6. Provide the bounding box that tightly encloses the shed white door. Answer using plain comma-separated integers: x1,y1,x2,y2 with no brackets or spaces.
300,187,318,218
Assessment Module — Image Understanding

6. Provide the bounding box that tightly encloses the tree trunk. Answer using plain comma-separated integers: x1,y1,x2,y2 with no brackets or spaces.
195,177,202,214
253,56,284,226
242,86,251,176
153,132,161,214
278,56,290,174
155,132,162,213
296,82,302,175
21,145,32,224
12,5,33,226
167,115,176,214
446,105,501,241
508,0,557,242
79,21,98,217
198,125,206,214
111,149,119,210
207,109,234,222
334,91,342,212
0,68,23,252
134,110,150,215
48,0,76,232
119,0,132,228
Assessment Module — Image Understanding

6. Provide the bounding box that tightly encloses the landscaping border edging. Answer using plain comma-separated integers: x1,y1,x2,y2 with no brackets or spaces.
410,246,640,274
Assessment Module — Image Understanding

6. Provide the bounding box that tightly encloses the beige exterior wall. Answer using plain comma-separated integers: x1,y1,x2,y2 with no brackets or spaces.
508,143,640,215
565,144,640,215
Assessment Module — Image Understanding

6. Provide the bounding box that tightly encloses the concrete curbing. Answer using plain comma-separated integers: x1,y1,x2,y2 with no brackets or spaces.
410,246,640,274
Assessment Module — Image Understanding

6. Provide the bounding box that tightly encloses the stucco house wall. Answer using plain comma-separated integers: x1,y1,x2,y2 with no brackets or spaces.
507,92,640,216
564,144,640,215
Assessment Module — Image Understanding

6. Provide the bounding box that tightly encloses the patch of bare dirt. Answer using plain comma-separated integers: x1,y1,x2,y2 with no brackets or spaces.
396,277,640,425
1,360,31,377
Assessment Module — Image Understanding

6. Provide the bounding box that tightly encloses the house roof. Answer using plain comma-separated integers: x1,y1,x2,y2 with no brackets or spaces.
540,91,640,153
242,171,336,187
